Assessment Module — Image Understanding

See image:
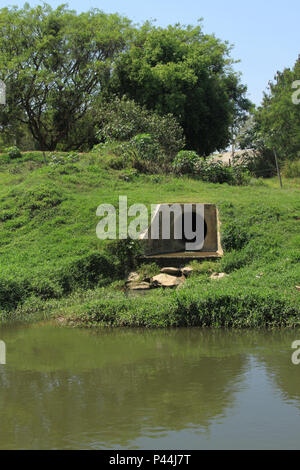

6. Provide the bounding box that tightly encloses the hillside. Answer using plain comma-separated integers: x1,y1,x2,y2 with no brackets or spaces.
0,150,299,327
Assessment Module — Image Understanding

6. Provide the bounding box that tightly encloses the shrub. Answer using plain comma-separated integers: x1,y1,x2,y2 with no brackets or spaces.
130,134,161,161
96,97,185,159
172,150,200,174
119,135,163,173
6,146,22,159
107,155,127,170
231,166,251,185
193,159,250,185
194,159,234,184
282,160,300,178
59,252,116,292
49,153,79,165
118,168,138,181
236,149,277,178
0,277,28,311
105,239,143,276
172,154,249,185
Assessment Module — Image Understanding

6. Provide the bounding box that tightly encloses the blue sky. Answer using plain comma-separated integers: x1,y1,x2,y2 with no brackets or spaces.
1,0,299,105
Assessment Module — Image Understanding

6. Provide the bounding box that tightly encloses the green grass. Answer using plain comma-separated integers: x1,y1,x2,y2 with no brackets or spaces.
0,150,299,327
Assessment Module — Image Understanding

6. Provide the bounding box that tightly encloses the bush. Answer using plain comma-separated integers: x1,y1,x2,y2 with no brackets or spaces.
96,97,185,159
49,153,79,165
236,149,277,178
0,277,28,311
194,159,234,184
172,150,200,174
231,165,251,185
195,160,250,185
119,135,163,173
172,154,250,185
282,160,300,178
105,239,143,276
6,146,22,159
130,134,160,161
59,252,116,292
107,155,127,170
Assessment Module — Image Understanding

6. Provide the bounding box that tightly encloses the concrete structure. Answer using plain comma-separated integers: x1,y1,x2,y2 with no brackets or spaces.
140,203,223,266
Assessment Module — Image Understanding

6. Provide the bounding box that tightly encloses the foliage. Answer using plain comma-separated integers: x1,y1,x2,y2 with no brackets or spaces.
5,146,22,159
111,22,251,155
253,56,300,161
172,151,250,185
130,134,161,161
116,135,163,173
172,150,200,174
96,96,185,159
234,141,277,178
282,160,300,178
49,153,79,165
105,239,143,276
0,4,133,150
195,160,235,183
0,151,299,325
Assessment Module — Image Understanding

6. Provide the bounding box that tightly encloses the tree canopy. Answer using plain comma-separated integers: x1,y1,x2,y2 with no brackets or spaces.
0,4,250,154
110,22,251,155
253,56,300,161
0,3,132,150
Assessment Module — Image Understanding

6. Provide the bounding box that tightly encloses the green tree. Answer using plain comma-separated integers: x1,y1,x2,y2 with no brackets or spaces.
255,56,300,161
111,22,250,155
0,3,132,150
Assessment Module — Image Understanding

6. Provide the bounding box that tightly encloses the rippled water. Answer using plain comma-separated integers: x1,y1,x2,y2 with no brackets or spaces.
0,325,299,449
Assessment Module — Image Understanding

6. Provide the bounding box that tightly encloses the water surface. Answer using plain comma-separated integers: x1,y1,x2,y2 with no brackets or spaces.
0,325,299,449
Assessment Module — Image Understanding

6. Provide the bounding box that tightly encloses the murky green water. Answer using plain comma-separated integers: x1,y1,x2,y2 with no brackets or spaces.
0,325,300,449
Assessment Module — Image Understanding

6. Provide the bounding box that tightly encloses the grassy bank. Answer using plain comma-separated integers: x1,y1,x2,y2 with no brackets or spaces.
0,150,299,327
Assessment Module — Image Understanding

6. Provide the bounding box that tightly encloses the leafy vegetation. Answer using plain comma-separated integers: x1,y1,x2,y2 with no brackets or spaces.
96,96,185,159
111,22,251,155
172,152,250,185
238,56,300,168
0,4,250,156
0,151,299,327
172,151,200,175
0,4,299,329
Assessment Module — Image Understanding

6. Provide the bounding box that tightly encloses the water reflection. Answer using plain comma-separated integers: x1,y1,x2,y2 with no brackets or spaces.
0,326,299,449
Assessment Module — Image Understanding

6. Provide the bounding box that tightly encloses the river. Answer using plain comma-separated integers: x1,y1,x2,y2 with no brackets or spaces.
0,325,299,449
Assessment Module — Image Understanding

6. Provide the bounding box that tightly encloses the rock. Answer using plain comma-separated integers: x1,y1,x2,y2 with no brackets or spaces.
210,272,228,280
182,266,193,277
160,267,182,276
128,282,151,291
127,272,140,282
296,286,300,292
151,273,184,288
